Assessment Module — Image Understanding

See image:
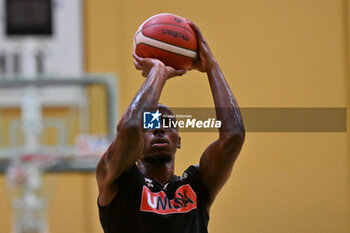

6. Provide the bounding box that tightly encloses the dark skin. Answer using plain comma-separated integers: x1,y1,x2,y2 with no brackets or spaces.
96,21,245,211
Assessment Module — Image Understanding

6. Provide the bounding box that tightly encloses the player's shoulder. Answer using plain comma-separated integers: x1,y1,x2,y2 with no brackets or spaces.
184,164,199,175
177,164,200,181
180,164,210,202
115,163,142,185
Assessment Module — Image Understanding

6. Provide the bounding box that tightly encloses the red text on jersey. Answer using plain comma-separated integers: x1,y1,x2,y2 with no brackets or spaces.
140,184,197,215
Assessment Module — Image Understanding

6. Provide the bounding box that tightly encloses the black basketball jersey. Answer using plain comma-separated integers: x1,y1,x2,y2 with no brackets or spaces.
98,164,210,233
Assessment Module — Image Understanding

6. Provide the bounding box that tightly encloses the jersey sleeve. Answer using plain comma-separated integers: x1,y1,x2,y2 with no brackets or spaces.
98,164,141,232
98,164,140,208
182,165,210,205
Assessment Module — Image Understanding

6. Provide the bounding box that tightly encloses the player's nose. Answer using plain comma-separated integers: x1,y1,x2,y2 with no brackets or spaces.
153,127,165,136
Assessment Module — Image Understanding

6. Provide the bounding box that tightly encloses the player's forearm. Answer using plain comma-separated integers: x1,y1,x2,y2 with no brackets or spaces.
101,67,168,181
118,66,167,130
207,61,245,136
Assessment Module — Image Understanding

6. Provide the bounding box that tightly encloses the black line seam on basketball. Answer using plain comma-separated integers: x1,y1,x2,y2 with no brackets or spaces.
142,23,195,37
136,42,194,59
135,29,193,52
138,31,197,53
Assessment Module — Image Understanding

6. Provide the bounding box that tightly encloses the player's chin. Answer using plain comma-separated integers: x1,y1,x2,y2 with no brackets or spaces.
142,153,173,164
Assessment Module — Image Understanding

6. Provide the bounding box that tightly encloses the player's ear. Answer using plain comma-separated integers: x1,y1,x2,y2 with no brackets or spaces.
177,136,181,149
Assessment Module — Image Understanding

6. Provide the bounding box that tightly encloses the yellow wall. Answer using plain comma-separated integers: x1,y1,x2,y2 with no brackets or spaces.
1,0,349,233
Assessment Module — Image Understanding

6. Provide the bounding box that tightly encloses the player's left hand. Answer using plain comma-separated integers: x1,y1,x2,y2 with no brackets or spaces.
186,20,216,73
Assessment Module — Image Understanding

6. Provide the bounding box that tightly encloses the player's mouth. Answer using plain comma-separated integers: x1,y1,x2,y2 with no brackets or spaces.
151,137,169,148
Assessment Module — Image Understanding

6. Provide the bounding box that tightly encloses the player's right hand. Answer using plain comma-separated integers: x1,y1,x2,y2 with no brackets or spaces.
133,52,186,79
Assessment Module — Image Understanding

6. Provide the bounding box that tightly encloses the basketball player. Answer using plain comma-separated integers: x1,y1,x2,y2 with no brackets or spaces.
96,21,245,233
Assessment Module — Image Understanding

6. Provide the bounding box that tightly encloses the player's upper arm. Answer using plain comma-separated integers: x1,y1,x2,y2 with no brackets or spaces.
198,132,245,207
96,120,143,206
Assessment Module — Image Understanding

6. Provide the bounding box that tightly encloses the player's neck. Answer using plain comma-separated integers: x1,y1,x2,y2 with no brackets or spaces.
137,159,175,184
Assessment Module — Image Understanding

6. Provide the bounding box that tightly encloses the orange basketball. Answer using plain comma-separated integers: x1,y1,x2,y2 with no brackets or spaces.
134,13,198,70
